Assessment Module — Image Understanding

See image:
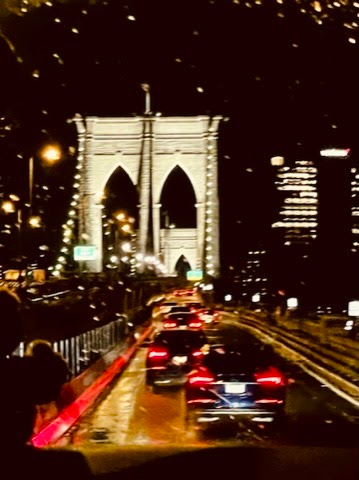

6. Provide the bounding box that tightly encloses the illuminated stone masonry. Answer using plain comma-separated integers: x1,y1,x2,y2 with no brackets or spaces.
73,115,222,276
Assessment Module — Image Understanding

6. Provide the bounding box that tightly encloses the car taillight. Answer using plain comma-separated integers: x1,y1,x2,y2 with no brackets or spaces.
188,321,203,328
255,367,284,385
163,320,178,328
148,347,169,360
191,349,204,360
188,367,215,384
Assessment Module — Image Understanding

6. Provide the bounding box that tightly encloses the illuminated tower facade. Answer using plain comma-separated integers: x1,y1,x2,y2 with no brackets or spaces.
271,158,318,247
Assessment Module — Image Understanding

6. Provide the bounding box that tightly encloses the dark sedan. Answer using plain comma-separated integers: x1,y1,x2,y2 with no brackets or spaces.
162,312,203,330
185,337,287,427
146,329,209,387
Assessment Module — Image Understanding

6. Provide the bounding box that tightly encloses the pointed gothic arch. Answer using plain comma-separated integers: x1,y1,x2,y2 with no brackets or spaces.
160,165,196,229
102,165,139,222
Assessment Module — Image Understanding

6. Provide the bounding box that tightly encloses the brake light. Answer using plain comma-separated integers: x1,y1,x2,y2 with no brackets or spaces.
188,321,203,328
255,367,284,385
191,349,204,360
163,320,178,328
148,347,169,360
188,367,215,384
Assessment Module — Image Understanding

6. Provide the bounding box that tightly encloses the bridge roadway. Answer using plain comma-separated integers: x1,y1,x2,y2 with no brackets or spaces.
55,313,359,449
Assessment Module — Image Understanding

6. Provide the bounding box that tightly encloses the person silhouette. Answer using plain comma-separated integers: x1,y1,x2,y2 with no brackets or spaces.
25,339,72,432
0,287,92,479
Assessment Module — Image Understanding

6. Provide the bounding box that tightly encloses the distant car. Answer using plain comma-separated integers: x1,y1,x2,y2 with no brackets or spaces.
198,308,220,325
146,329,209,387
162,312,203,330
184,302,205,312
173,289,196,297
167,305,192,315
158,301,179,315
185,339,286,428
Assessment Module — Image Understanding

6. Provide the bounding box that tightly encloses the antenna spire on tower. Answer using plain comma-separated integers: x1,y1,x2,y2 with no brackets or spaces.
141,83,151,115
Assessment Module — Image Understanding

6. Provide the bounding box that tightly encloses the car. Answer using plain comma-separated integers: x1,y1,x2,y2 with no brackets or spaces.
184,301,205,312
167,305,193,314
185,338,286,428
197,308,220,325
173,289,196,297
145,329,209,387
157,301,179,315
162,312,203,330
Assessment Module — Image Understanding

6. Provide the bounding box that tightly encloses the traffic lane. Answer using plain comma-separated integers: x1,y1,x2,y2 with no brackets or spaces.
214,318,359,446
60,316,359,448
60,339,273,448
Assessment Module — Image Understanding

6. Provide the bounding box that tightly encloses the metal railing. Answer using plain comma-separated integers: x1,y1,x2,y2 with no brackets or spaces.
15,315,129,377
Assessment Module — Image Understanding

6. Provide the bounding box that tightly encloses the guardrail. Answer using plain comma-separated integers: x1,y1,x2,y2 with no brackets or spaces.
15,315,130,377
241,309,359,355
231,311,359,407
28,290,72,303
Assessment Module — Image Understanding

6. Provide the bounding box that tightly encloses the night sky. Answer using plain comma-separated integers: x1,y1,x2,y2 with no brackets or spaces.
0,0,358,273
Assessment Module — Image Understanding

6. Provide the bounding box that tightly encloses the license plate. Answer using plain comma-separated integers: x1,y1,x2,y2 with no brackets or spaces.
225,383,246,394
172,355,188,365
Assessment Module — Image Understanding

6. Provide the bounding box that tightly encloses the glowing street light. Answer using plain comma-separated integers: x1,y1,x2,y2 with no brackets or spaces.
41,144,62,163
28,216,41,228
121,242,132,253
1,201,16,214
270,156,285,166
115,212,126,221
29,144,62,209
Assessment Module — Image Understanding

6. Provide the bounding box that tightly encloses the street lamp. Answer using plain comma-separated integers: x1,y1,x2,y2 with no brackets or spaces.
28,216,41,228
40,144,62,163
29,143,62,211
1,201,16,214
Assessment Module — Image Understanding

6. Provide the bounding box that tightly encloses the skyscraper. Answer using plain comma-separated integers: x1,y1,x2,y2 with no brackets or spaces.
271,159,318,247
315,150,352,308
270,156,318,302
270,149,354,310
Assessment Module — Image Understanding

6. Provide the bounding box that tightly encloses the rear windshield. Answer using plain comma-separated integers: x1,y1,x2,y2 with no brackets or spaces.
167,312,198,321
169,306,191,313
203,343,275,374
155,331,208,349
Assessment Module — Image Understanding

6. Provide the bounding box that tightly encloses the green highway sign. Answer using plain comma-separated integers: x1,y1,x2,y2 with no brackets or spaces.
186,270,203,281
74,245,97,261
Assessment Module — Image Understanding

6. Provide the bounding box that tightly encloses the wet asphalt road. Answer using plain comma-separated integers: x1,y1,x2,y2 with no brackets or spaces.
57,315,359,449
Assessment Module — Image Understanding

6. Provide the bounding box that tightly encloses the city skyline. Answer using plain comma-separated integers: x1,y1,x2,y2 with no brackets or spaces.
0,0,358,301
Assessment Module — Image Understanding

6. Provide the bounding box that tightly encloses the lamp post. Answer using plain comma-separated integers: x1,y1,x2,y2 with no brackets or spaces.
29,144,62,212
